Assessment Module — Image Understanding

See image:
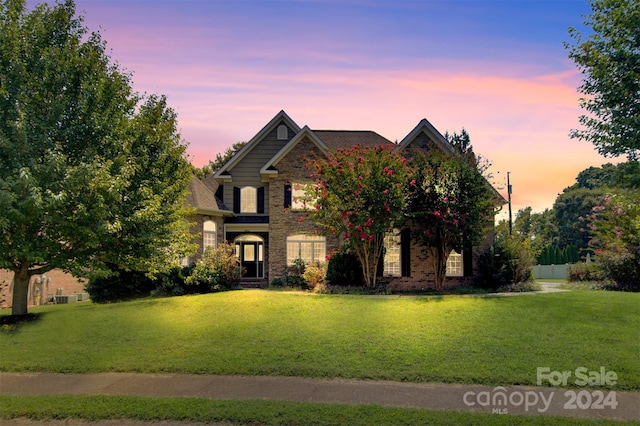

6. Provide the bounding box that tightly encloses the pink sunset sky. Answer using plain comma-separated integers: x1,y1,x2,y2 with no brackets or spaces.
32,0,617,221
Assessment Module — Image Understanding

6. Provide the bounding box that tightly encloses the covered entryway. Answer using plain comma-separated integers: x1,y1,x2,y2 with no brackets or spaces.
224,221,269,287
234,235,264,278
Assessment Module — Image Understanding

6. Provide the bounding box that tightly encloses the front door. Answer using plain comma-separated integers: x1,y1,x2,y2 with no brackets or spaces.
235,235,264,278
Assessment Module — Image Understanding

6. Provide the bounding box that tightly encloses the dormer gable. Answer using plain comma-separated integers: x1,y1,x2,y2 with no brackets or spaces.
260,126,329,180
213,110,301,182
395,118,456,155
397,119,507,206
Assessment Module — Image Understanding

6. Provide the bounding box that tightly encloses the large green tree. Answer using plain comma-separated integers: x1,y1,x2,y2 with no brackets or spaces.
445,128,492,177
565,0,640,160
512,207,556,259
552,187,612,255
0,0,193,316
568,161,640,191
551,161,639,256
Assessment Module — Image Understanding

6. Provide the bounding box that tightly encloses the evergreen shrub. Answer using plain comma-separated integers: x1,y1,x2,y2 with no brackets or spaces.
476,236,534,290
86,268,156,303
325,251,364,286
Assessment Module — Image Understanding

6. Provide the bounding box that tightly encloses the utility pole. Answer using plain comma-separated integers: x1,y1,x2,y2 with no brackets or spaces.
507,172,512,235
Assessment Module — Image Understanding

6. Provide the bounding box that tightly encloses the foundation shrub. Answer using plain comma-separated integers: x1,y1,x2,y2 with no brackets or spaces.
283,257,308,289
325,251,364,286
303,262,327,290
152,264,196,296
86,268,156,303
186,243,241,292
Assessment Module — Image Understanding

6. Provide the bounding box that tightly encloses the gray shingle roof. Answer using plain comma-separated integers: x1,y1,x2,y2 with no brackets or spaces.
312,130,394,151
186,176,230,214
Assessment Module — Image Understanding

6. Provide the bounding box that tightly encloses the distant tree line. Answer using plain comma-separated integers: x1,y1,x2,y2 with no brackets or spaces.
510,161,639,263
537,245,580,266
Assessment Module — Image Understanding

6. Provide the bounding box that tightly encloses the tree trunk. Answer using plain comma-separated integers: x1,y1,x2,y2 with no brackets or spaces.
356,247,375,289
356,235,385,289
429,246,449,291
11,262,31,317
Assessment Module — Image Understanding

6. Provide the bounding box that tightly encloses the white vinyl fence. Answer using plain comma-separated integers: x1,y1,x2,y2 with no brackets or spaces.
532,264,569,280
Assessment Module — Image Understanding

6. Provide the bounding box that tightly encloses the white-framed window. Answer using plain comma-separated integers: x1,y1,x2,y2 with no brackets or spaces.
287,234,326,265
446,250,463,277
383,230,401,277
291,182,316,211
203,220,216,254
240,186,257,213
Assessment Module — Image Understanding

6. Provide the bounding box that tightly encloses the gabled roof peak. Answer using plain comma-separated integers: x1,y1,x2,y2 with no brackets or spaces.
260,126,328,179
396,117,456,154
213,110,301,179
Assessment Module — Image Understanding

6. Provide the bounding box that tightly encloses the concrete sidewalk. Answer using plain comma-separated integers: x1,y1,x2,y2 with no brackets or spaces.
1,373,638,422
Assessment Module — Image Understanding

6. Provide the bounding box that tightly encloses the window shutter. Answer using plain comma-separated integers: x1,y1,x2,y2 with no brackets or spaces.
233,187,240,213
401,229,411,277
377,251,385,277
257,187,265,214
284,183,292,208
463,243,473,277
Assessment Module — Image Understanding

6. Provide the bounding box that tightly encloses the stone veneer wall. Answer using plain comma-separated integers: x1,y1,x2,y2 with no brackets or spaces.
409,131,437,151
187,214,226,264
268,137,340,282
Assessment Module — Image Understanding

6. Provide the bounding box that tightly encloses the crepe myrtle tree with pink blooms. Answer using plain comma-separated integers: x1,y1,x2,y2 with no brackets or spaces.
584,191,640,290
404,149,497,291
306,145,410,288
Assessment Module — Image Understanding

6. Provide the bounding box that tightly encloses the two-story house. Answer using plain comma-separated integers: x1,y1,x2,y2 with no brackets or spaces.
186,110,502,291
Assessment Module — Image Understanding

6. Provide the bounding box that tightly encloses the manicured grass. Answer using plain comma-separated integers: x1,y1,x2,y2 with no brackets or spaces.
1,290,639,390
0,395,635,426
560,281,611,291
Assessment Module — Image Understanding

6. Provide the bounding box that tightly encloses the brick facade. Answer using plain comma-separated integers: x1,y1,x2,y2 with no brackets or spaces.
186,214,226,263
267,136,340,281
0,269,86,309
385,240,474,291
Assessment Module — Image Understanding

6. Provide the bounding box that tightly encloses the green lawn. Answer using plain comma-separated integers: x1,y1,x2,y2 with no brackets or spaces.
2,289,638,390
1,395,636,426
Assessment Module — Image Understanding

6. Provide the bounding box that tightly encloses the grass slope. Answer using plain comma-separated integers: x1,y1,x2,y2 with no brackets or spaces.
1,290,638,389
